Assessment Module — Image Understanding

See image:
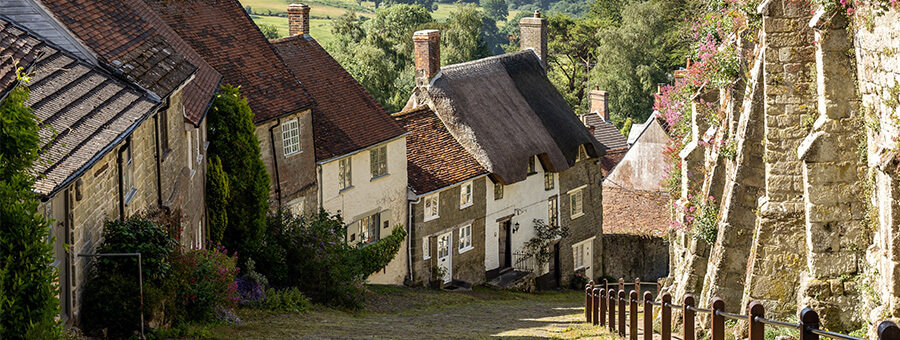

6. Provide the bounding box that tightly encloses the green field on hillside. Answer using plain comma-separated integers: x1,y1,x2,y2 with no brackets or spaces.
240,0,465,45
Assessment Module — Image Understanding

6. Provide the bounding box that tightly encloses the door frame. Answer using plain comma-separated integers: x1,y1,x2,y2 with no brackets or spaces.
437,231,453,283
498,217,512,269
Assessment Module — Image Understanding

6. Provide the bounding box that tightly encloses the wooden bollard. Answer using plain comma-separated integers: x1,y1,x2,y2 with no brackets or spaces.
604,278,609,292
585,285,593,323
644,291,653,340
748,302,765,340
711,298,725,340
879,321,900,340
799,307,819,340
599,288,607,326
618,290,626,336
592,288,600,326
629,290,638,340
661,292,671,340
619,278,625,292
635,277,641,295
683,294,696,340
609,289,616,332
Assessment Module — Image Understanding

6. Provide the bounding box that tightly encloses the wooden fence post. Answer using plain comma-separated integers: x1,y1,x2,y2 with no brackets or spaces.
593,288,600,326
604,279,609,292
879,321,900,340
609,289,616,332
661,292,672,340
635,277,641,295
630,290,638,340
619,290,627,336
683,294,696,340
619,278,625,292
644,291,653,340
585,283,593,323
711,298,725,340
600,288,607,326
748,301,765,340
799,307,819,340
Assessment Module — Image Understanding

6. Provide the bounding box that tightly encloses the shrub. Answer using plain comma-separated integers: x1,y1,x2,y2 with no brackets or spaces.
207,84,270,261
254,209,406,308
257,288,310,312
168,245,239,324
80,215,176,337
0,82,63,339
235,258,268,305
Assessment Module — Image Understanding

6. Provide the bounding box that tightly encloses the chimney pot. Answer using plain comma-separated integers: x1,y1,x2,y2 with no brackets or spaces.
589,88,610,121
519,13,548,69
413,29,441,87
287,3,310,36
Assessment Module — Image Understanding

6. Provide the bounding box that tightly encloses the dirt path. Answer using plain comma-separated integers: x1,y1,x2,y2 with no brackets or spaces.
209,286,622,339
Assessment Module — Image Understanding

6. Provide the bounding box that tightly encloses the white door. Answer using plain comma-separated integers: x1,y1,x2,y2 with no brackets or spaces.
437,232,452,283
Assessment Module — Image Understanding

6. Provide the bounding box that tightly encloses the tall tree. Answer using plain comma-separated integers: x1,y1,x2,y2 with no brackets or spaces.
0,76,62,339
481,0,509,21
441,3,492,65
206,85,270,257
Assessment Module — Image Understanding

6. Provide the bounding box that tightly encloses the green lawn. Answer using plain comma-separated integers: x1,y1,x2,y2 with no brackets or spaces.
208,286,620,339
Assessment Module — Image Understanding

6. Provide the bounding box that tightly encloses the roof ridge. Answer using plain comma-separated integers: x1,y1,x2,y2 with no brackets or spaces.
391,105,432,118
440,49,537,73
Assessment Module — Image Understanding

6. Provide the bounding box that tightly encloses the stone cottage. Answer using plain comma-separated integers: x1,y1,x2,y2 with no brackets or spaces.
394,106,489,286
1,0,220,323
144,0,319,215
270,6,410,285
404,13,607,289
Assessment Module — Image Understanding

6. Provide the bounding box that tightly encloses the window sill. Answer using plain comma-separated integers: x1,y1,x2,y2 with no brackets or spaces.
545,187,554,191
459,245,474,254
123,188,137,206
459,202,473,210
424,215,439,222
370,173,390,182
284,150,302,158
339,185,355,193
571,212,585,220
424,256,431,260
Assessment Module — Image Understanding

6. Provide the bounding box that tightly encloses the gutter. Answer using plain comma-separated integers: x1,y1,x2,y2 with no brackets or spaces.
315,133,409,165
268,118,283,207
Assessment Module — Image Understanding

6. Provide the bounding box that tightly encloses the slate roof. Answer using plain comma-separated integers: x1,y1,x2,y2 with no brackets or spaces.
143,0,315,124
0,18,157,197
39,0,220,125
415,50,605,184
393,106,487,194
583,112,627,150
272,35,405,162
599,147,628,178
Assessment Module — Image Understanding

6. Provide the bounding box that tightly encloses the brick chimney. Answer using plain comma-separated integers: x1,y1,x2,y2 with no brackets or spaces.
287,3,310,36
589,87,610,121
519,11,547,69
413,29,441,87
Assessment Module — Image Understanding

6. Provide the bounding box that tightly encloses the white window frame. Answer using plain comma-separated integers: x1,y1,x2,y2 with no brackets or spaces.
458,224,473,253
339,157,352,190
370,146,388,178
281,119,302,157
424,193,440,222
572,237,594,271
568,185,586,220
423,237,431,260
459,181,473,209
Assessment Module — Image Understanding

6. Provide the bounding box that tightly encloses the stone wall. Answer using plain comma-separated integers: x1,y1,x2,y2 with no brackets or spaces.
256,109,318,215
601,234,669,282
559,157,604,288
664,0,900,331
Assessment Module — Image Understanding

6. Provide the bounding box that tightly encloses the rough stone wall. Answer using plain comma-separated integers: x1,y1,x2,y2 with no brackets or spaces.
559,157,604,288
664,0,900,331
256,109,318,215
855,7,900,328
601,234,669,282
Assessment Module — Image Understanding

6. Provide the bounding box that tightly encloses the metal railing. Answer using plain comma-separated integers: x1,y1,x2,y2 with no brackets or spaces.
584,278,900,340
512,252,534,272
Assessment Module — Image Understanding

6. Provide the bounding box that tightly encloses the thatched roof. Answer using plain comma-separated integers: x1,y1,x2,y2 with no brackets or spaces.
414,50,605,184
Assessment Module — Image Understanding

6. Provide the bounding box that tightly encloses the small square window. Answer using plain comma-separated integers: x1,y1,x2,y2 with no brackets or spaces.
459,182,473,209
494,182,504,200
570,188,584,219
544,172,555,190
527,157,536,175
282,119,301,157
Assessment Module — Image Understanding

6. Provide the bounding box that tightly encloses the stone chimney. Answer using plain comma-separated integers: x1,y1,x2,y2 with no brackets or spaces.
287,4,310,36
413,29,441,87
519,11,547,68
589,87,610,121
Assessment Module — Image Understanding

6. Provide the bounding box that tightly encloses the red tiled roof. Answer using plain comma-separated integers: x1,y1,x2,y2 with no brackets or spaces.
600,147,628,177
143,0,314,124
271,35,405,161
393,106,487,194
41,0,221,125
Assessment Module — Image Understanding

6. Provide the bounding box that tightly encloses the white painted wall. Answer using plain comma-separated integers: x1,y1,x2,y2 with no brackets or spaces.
484,156,559,274
318,136,408,284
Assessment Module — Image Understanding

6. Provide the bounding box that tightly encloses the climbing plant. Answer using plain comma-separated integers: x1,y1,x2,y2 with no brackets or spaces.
523,219,570,265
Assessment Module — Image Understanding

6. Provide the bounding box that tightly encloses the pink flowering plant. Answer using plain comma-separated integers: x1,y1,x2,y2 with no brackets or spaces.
168,244,240,325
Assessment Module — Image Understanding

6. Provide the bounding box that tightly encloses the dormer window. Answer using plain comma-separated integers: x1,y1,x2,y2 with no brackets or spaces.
576,145,589,162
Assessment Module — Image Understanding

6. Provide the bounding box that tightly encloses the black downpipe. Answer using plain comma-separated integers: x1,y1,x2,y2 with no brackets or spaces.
268,119,282,208
117,147,125,219
153,111,163,207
